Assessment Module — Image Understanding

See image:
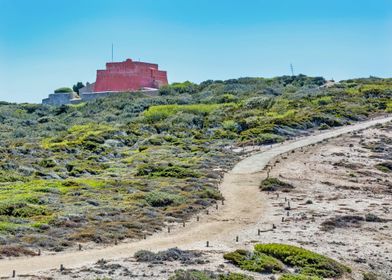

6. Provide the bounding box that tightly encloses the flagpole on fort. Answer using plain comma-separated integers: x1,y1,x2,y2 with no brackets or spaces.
111,43,114,62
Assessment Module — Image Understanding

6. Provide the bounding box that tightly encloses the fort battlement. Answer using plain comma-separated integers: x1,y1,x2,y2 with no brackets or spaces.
42,58,168,105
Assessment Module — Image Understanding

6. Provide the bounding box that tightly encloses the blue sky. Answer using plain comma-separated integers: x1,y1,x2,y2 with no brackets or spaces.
0,0,391,103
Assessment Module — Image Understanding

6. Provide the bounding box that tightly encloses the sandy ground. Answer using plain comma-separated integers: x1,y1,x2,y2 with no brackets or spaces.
1,116,392,279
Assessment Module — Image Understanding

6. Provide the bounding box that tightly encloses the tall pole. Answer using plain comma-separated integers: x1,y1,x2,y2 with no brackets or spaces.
111,43,114,62
290,63,294,76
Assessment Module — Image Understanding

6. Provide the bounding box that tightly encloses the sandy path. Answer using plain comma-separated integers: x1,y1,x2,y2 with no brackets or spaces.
1,116,392,277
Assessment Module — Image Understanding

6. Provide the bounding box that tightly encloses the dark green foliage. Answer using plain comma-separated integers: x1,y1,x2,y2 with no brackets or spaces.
136,163,201,178
72,82,85,94
260,178,294,192
254,243,351,278
54,87,73,93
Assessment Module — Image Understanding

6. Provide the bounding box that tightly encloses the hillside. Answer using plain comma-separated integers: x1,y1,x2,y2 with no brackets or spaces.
0,75,391,254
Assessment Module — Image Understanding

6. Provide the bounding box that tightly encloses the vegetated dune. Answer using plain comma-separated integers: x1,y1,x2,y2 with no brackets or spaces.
1,114,391,279
0,76,391,278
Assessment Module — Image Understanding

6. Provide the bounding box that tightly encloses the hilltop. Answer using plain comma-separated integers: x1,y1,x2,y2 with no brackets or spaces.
0,75,391,250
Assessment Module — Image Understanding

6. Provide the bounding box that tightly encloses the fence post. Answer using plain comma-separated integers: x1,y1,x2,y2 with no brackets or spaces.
206,241,209,247
258,229,261,236
78,244,82,251
12,270,15,278
236,236,239,242
60,264,64,271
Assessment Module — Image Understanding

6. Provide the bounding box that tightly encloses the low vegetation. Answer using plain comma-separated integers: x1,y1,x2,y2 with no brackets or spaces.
259,178,294,192
134,248,204,264
224,244,350,279
0,75,391,252
169,270,254,280
223,249,284,273
254,243,351,278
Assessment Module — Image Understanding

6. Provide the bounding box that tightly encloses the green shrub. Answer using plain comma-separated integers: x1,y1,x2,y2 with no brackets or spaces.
224,249,284,273
260,178,294,192
279,274,322,280
145,191,183,207
168,270,253,280
254,243,350,278
136,163,200,178
54,87,73,93
375,162,392,173
363,272,378,280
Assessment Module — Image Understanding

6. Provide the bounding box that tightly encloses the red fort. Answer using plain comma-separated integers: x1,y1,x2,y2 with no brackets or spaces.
88,58,168,92
43,58,168,105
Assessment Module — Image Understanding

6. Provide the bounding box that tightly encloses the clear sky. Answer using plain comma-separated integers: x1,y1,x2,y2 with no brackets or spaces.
0,0,391,103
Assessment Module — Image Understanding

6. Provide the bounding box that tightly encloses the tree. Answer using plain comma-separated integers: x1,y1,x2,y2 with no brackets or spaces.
72,82,85,94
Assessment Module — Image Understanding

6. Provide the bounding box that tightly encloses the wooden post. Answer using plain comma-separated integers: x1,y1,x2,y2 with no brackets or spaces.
272,224,276,229
236,236,239,242
206,241,209,247
197,216,200,222
281,217,284,222
12,270,15,278
168,227,171,233
60,264,64,271
258,229,261,236
183,221,185,227
78,244,82,251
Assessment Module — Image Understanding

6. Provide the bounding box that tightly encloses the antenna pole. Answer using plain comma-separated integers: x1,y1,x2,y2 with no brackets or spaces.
290,63,295,76
111,43,114,62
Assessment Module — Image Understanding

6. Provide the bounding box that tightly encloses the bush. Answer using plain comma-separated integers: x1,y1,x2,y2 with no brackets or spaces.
375,162,392,173
136,163,200,178
260,178,294,192
279,274,322,280
54,87,73,93
223,249,284,273
168,270,254,280
254,243,350,278
145,191,183,207
134,248,202,264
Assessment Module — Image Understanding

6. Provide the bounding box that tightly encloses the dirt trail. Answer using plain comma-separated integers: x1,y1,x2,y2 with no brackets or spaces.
1,116,391,277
